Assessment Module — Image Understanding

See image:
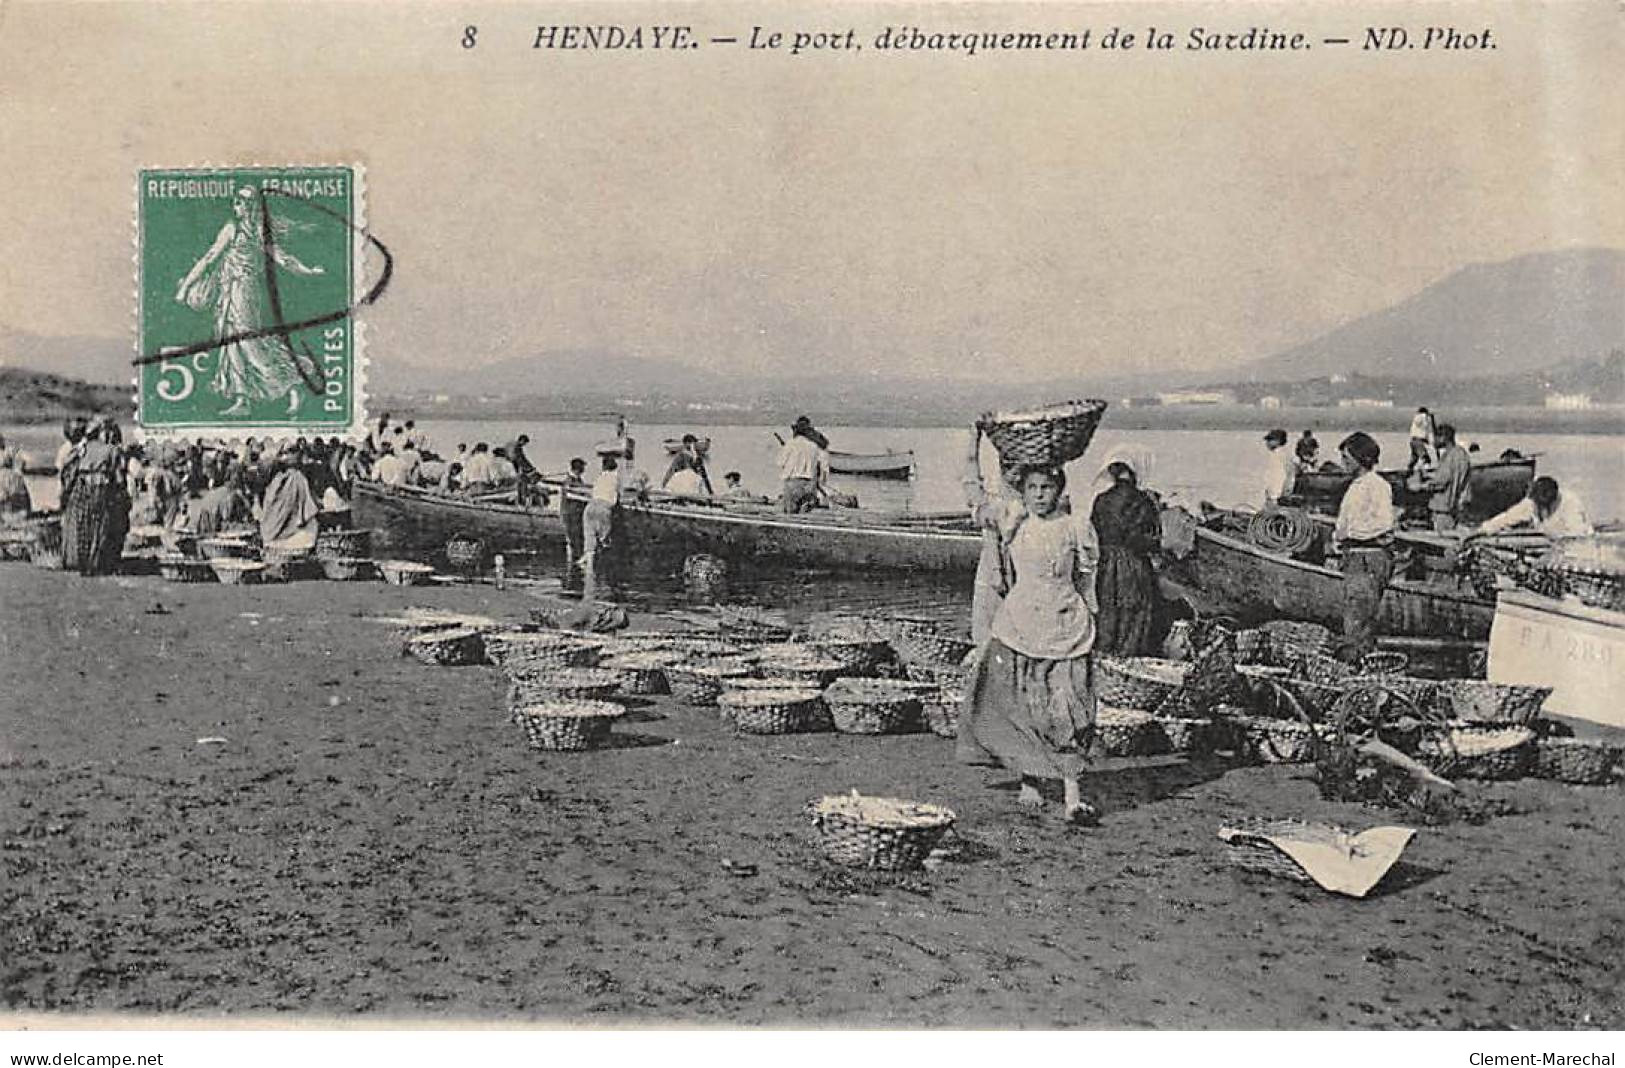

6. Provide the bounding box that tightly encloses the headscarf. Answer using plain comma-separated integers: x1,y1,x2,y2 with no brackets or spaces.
1090,443,1156,500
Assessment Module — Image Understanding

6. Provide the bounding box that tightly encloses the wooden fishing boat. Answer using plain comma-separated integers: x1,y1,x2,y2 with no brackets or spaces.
1292,456,1535,521
1157,521,1497,640
827,449,915,480
355,479,981,573
1489,588,1625,729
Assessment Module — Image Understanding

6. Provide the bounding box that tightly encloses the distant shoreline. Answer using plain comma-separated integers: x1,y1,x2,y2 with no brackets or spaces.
381,402,1625,437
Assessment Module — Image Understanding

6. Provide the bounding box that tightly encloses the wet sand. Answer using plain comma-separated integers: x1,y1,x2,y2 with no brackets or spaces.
2,564,1621,1028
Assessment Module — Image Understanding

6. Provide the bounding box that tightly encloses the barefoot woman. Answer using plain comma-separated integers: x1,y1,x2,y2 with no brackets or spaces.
956,424,1102,823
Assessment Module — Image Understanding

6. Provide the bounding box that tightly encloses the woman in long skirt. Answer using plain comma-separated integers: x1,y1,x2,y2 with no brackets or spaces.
1090,460,1162,656
60,418,129,576
956,425,1102,824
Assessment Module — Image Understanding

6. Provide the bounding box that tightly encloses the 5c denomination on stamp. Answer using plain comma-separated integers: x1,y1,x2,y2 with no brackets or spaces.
136,165,375,439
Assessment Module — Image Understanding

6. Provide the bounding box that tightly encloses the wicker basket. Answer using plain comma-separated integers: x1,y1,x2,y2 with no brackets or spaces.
1358,650,1411,677
720,688,826,734
1219,821,1362,884
29,546,63,570
318,555,371,582
919,690,962,739
666,660,756,706
198,537,254,561
806,793,956,871
1096,657,1189,711
975,399,1109,468
157,554,214,583
315,528,372,559
659,636,748,660
1419,726,1536,780
403,627,486,667
1433,679,1550,725
1094,707,1158,757
605,651,679,695
1533,738,1621,786
505,667,623,708
514,699,624,751
489,632,603,671
377,559,435,586
1261,620,1333,666
886,616,974,669
1152,715,1218,755
208,558,266,586
1295,652,1355,686
1557,567,1625,612
717,606,793,642
809,636,891,675
1233,716,1319,764
823,678,924,735
755,655,846,688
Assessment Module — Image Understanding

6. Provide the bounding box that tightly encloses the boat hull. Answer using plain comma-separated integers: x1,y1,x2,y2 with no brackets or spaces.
827,450,915,480
1159,524,1496,640
354,481,564,554
1294,458,1535,522
1489,589,1625,729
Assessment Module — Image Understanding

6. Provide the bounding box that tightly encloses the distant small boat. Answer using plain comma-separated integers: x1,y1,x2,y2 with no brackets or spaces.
827,449,915,480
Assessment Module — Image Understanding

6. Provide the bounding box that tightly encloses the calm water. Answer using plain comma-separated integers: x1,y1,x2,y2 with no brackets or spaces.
9,418,1622,523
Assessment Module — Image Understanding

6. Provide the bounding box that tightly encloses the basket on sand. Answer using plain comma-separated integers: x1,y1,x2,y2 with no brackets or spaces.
808,635,892,676
919,686,964,739
488,631,603,671
1533,738,1621,786
1358,650,1411,677
1232,716,1322,764
806,792,956,872
885,615,974,669
1217,821,1417,898
1295,652,1355,687
318,555,371,582
514,700,624,751
665,660,756,706
1232,628,1270,665
198,536,255,561
208,558,266,586
1096,657,1189,711
403,627,486,667
505,667,623,708
1418,725,1536,780
316,528,372,559
975,399,1109,468
719,688,826,734
823,678,926,735
604,650,681,695
377,560,435,587
716,605,792,643
754,654,846,689
158,553,214,583
1152,715,1219,755
1432,679,1550,725
1094,707,1159,757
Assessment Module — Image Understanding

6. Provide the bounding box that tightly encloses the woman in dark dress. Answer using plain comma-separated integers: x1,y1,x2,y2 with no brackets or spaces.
1089,460,1161,656
60,418,130,576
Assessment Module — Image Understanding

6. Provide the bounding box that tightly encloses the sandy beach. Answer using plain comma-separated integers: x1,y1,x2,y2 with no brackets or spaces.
2,564,1621,1028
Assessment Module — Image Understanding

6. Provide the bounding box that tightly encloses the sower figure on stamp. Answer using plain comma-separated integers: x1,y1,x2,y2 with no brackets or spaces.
175,186,326,418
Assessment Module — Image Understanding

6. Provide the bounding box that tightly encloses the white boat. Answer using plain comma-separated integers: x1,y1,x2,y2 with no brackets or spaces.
1488,588,1625,730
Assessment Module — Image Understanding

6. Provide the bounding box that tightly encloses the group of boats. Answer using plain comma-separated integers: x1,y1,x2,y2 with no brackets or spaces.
352,444,1623,728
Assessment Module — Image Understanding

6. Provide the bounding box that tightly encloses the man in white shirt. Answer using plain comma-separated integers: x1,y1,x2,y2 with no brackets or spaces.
777,416,830,514
460,442,498,490
1407,407,1437,473
1332,431,1396,664
582,454,624,603
1474,477,1591,539
1259,428,1295,506
398,441,422,486
373,443,405,487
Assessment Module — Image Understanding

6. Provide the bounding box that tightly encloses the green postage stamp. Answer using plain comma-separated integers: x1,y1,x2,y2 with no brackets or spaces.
137,165,370,438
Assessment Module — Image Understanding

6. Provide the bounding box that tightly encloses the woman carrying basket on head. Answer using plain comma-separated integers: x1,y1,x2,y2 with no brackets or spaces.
957,420,1102,825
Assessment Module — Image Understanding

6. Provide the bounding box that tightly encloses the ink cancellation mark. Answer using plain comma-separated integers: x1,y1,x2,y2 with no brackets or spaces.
136,165,385,439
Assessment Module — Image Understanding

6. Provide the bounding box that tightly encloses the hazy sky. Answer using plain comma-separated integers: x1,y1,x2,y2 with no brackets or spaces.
1,1,1620,383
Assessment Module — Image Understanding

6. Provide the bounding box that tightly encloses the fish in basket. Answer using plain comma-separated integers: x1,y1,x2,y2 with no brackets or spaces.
665,660,756,706
1095,656,1190,712
1217,820,1417,898
377,559,435,586
807,792,957,872
975,399,1109,469
198,536,255,561
208,558,267,586
822,677,926,735
719,688,827,734
1418,725,1537,780
402,626,486,667
505,666,624,707
1533,738,1622,786
513,699,625,751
